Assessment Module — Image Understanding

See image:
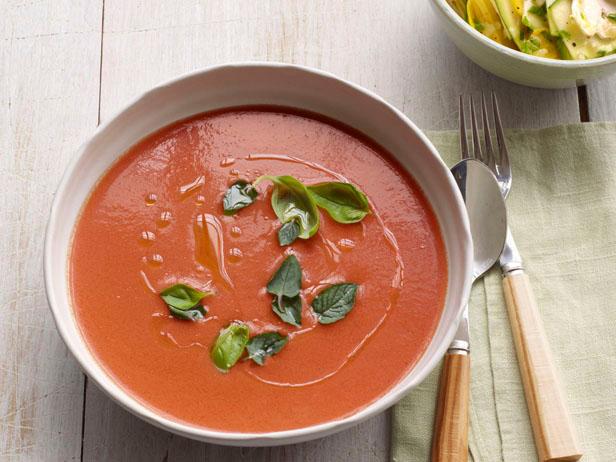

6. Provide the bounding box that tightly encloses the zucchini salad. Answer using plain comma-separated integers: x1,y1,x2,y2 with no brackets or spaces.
448,0,616,59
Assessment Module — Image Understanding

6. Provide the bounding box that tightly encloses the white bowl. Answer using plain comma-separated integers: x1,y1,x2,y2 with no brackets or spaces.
430,0,616,88
44,62,473,446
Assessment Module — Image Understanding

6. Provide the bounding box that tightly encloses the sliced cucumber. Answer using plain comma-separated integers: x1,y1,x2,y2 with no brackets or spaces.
523,0,549,32
549,0,616,59
493,0,525,48
494,0,561,57
468,0,516,47
462,0,615,59
546,0,563,35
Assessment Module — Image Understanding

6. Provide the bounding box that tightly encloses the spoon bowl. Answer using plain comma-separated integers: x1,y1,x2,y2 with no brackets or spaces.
432,159,508,459
451,159,507,280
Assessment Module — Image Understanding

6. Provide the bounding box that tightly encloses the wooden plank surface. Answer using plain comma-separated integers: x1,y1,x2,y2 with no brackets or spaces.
0,0,611,461
95,0,581,129
0,1,103,461
83,382,390,462
82,2,583,462
587,75,616,121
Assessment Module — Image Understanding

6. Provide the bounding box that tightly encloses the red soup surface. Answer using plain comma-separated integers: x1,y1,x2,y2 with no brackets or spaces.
70,107,447,433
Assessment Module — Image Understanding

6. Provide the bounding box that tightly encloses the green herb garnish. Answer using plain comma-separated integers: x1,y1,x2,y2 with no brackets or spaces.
211,322,250,371
528,5,547,16
168,305,207,321
255,175,320,240
267,255,302,297
608,13,616,22
520,37,541,54
222,175,370,245
278,220,300,246
247,332,288,365
474,22,485,32
159,283,211,320
161,283,207,309
312,283,358,324
267,255,303,326
223,180,258,215
307,182,369,224
272,295,302,327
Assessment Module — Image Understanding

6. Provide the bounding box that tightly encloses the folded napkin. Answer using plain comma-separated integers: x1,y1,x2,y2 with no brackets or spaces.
392,123,616,462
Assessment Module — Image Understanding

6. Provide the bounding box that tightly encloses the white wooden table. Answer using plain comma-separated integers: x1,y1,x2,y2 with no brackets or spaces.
1,1,615,461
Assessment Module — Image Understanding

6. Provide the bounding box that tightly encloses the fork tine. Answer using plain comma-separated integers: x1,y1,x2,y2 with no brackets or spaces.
459,95,469,160
481,92,495,170
470,96,483,161
491,92,508,165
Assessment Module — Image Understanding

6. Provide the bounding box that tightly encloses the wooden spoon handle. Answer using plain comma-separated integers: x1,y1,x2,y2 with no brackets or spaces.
503,272,582,462
431,352,470,462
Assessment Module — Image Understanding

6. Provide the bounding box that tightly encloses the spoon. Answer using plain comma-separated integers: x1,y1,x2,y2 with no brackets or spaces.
431,159,507,462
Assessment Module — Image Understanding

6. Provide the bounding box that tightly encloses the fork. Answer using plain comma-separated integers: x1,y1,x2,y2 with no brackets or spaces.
465,93,582,462
432,97,507,462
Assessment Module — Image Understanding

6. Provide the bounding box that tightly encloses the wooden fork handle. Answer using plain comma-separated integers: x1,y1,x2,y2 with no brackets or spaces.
503,272,582,462
431,352,470,462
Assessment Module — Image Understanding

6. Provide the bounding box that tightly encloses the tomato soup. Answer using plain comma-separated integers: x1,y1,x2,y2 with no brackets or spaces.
70,107,447,432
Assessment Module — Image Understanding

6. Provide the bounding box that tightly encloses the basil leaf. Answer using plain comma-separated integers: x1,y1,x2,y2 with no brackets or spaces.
312,283,358,324
247,332,288,365
267,255,302,298
169,305,206,321
278,220,300,246
223,180,258,215
308,182,369,224
160,283,208,310
255,175,319,239
272,295,302,327
210,322,250,372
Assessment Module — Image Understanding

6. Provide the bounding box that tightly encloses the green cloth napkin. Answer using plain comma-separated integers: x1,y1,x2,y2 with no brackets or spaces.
392,123,616,462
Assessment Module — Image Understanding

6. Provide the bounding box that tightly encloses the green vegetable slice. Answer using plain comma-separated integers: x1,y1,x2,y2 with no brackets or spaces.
223,180,258,215
246,332,288,365
528,5,547,17
211,322,250,372
308,182,370,224
312,283,359,324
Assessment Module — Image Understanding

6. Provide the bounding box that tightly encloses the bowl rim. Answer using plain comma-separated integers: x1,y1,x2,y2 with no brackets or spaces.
44,61,473,445
432,0,616,67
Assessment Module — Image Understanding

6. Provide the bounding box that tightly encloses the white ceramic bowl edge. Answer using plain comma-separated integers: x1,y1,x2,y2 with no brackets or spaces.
430,0,616,89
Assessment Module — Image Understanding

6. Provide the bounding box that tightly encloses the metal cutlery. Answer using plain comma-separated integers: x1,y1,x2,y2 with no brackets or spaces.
431,156,507,460
463,93,582,462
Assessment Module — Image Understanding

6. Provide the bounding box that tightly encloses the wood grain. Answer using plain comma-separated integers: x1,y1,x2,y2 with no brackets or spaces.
84,382,390,462
431,353,470,462
83,1,587,461
503,273,582,462
0,1,103,460
96,0,581,129
586,75,616,121
1,0,612,460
